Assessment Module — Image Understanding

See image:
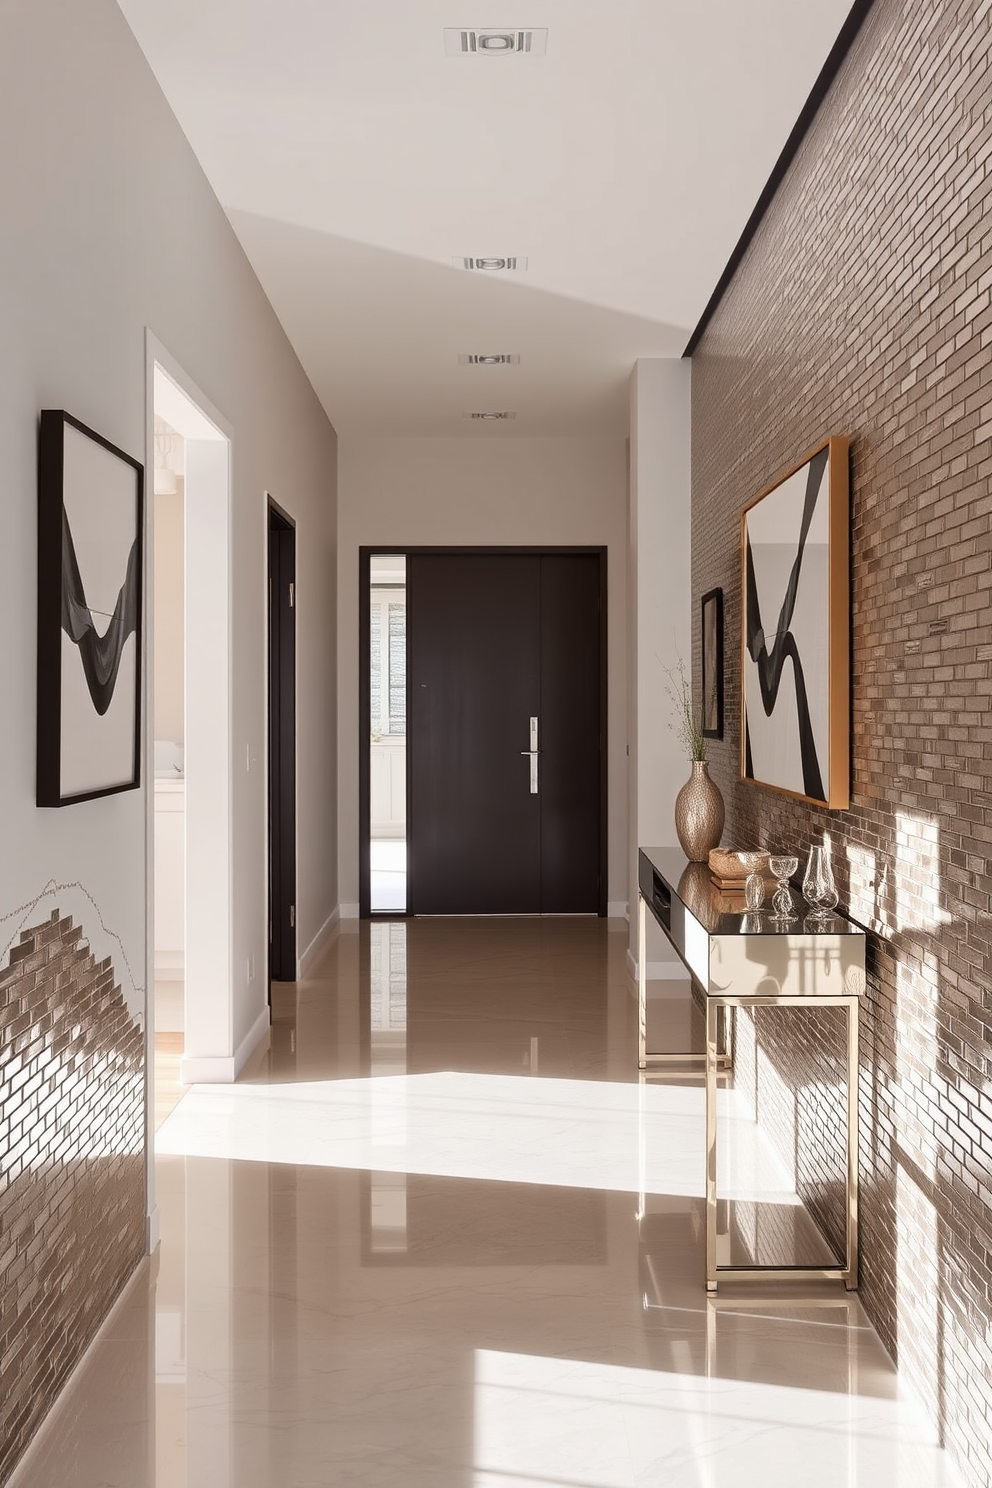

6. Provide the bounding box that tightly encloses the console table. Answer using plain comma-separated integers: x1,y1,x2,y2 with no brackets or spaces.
637,846,866,1292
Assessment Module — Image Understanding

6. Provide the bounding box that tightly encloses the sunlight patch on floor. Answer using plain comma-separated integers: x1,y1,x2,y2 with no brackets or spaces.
156,1070,802,1202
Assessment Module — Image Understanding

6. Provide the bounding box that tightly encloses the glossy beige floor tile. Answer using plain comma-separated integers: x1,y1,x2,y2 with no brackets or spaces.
11,919,963,1487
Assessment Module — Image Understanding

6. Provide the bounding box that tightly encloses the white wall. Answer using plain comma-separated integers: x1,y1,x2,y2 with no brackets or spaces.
628,360,692,968
0,1,337,1084
337,436,628,914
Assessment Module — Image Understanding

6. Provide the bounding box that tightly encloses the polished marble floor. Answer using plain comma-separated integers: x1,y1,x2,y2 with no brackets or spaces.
12,917,963,1487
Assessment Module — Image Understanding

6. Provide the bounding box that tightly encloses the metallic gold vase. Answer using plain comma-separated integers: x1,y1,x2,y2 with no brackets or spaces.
674,760,725,862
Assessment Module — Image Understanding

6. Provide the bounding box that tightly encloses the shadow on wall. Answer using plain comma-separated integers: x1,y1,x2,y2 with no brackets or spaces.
854,813,969,1462
729,812,971,1461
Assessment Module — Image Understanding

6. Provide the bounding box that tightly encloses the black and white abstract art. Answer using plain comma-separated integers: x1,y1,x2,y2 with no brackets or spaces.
741,436,849,809
38,411,143,806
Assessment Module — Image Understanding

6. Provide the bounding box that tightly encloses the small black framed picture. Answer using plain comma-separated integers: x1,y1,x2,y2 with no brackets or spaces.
37,410,144,806
701,586,724,740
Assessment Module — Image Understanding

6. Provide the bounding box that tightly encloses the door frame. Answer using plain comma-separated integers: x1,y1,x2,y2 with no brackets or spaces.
267,497,297,983
359,545,608,919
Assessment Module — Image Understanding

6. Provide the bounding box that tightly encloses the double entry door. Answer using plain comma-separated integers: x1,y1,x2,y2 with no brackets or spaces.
405,550,604,916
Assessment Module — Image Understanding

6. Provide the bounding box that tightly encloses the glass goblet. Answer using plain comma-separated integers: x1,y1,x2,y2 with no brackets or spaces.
767,855,799,922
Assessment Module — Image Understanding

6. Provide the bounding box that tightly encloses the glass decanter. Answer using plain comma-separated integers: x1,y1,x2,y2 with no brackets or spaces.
767,855,799,922
803,844,839,919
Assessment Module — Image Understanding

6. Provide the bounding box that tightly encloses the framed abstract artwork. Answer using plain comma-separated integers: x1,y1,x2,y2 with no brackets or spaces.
741,435,850,809
37,410,144,806
700,587,724,740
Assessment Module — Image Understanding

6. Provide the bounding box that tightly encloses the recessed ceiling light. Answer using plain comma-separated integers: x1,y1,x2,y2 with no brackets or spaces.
463,411,517,420
444,29,548,56
458,354,521,366
454,257,528,271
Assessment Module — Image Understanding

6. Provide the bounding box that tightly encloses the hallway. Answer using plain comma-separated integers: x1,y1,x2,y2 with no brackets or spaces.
14,919,961,1487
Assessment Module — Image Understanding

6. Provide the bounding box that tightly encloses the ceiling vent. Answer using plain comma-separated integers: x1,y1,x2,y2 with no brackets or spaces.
444,29,547,56
463,411,517,420
459,354,520,366
454,256,528,272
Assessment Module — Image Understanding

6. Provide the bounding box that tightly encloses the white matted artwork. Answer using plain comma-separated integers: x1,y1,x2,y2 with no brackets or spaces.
37,411,144,806
741,436,849,809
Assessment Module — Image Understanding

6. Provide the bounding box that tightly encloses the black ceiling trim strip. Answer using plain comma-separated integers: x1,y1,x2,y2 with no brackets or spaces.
682,0,879,359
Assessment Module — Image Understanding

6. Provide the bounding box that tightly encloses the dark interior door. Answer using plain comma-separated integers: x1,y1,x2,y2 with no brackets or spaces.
407,552,602,915
268,506,296,981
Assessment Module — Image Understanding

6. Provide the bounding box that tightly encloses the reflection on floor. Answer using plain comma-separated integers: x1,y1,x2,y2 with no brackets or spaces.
12,918,963,1488
370,838,406,911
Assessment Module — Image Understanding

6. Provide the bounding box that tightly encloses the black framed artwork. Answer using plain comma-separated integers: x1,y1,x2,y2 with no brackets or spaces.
37,410,144,806
701,587,724,740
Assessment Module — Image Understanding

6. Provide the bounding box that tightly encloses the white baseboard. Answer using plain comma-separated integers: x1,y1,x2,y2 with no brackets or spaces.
180,1006,270,1084
626,948,690,983
6,1257,150,1488
607,901,628,919
298,906,339,976
339,901,360,920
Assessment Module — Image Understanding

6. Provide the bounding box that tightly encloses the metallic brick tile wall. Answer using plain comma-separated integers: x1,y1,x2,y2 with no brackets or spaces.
690,2,992,1482
0,911,145,1485
731,1002,850,1261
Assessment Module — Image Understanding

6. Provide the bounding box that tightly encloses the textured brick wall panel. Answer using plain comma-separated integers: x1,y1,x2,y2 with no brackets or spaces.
691,2,992,1485
736,1003,851,1258
0,912,144,1485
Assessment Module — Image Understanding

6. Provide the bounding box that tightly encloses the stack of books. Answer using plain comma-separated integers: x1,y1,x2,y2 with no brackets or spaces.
707,848,773,896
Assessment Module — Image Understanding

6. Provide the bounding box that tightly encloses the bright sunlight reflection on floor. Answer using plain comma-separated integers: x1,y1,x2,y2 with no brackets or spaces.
472,1349,961,1488
157,1071,803,1202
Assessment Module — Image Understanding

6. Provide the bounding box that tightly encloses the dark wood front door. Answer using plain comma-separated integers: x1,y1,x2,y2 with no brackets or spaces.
406,551,603,915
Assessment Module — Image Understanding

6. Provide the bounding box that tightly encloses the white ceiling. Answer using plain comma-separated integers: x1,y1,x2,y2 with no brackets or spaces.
116,0,854,437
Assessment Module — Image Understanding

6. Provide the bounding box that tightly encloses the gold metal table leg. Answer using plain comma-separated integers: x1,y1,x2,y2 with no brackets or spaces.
705,993,860,1291
705,997,719,1292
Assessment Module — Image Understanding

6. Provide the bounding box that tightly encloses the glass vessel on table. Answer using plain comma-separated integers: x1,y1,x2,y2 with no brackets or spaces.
803,844,839,918
768,855,799,922
735,851,766,911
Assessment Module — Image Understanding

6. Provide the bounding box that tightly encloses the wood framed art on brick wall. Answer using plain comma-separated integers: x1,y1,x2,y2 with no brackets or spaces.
37,410,144,806
701,586,724,739
741,434,849,810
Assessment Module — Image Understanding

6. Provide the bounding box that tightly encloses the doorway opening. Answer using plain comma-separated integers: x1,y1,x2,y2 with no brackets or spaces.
365,555,407,913
268,500,297,983
150,359,232,1084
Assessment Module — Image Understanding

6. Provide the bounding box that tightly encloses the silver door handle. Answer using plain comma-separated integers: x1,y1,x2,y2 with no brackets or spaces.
519,716,539,793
